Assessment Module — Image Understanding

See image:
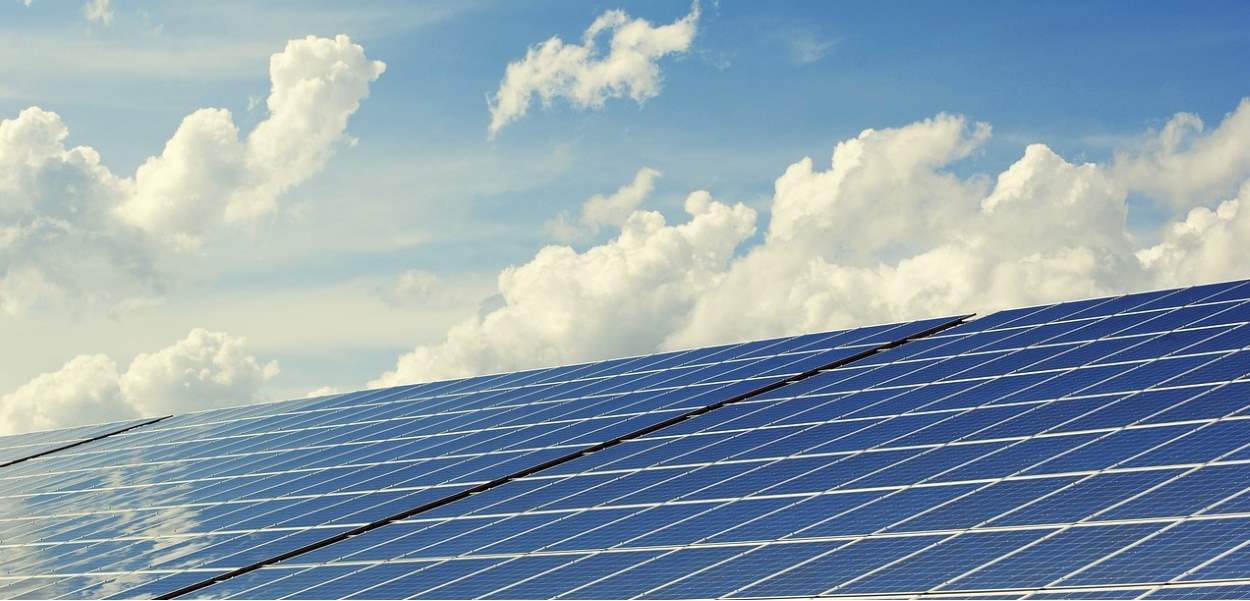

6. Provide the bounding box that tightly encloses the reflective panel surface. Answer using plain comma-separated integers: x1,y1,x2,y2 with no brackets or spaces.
189,281,1250,600
0,315,955,599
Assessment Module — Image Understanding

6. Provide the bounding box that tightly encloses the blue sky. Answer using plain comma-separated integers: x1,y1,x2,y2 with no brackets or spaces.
3,1,1250,432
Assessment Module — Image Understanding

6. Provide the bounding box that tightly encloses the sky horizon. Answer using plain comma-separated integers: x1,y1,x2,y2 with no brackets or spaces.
3,0,1250,435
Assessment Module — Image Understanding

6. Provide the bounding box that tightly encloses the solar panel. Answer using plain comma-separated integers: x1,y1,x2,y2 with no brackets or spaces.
0,418,160,468
0,316,958,600
167,279,1250,600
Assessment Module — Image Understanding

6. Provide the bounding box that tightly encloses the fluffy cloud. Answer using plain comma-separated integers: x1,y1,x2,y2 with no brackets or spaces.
487,4,699,136
0,329,277,436
381,98,1250,385
0,107,157,316
371,190,755,386
765,114,990,262
120,329,280,417
545,166,660,241
119,34,386,241
669,105,1247,346
669,136,1137,347
1114,99,1250,210
0,35,383,316
1137,184,1250,288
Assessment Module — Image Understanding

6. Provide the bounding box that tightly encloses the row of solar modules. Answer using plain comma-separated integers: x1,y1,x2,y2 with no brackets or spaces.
0,316,959,600
0,420,151,468
168,279,1250,600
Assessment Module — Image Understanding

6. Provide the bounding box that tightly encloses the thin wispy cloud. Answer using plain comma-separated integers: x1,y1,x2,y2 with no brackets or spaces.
783,28,838,65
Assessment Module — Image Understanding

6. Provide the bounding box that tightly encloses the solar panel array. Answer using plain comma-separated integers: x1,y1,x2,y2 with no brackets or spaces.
0,316,957,600
0,419,158,469
2,281,1249,600
178,279,1250,600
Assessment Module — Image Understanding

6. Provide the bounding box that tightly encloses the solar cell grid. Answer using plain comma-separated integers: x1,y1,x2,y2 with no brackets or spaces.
0,316,957,599
1147,585,1250,599
0,418,159,468
162,280,1250,600
3,281,1250,599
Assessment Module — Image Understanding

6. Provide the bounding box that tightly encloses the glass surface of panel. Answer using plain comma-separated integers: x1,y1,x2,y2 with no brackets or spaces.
12,280,1250,599
188,280,1250,599
0,318,953,599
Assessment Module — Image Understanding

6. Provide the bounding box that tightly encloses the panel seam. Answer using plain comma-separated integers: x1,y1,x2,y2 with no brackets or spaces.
157,315,970,599
0,415,171,471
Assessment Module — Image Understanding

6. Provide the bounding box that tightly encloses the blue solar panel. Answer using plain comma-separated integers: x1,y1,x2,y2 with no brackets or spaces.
0,418,156,467
0,316,957,599
5,280,1250,599
160,280,1250,600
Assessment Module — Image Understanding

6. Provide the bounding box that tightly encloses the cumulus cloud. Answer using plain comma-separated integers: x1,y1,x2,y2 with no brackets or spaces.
671,104,1250,347
371,191,755,386
381,98,1250,386
118,34,386,241
669,135,1137,347
0,107,158,316
82,0,113,25
0,329,277,436
0,35,383,316
120,329,280,417
545,166,661,241
1114,99,1250,209
1137,183,1250,288
765,114,991,263
487,4,699,136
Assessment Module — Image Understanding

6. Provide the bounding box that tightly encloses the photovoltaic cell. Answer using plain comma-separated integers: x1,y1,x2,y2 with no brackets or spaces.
4,280,1250,599
165,279,1250,600
0,315,955,599
0,418,157,467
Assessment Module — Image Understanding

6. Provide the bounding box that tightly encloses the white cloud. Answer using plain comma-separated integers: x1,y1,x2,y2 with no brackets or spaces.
82,0,113,25
669,136,1137,347
380,98,1250,386
1114,99,1250,209
487,4,699,136
670,105,1250,347
1137,183,1250,288
119,34,387,241
0,35,383,315
0,329,276,435
120,328,279,417
372,191,755,386
545,166,661,241
765,114,991,263
0,355,122,437
0,107,159,316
